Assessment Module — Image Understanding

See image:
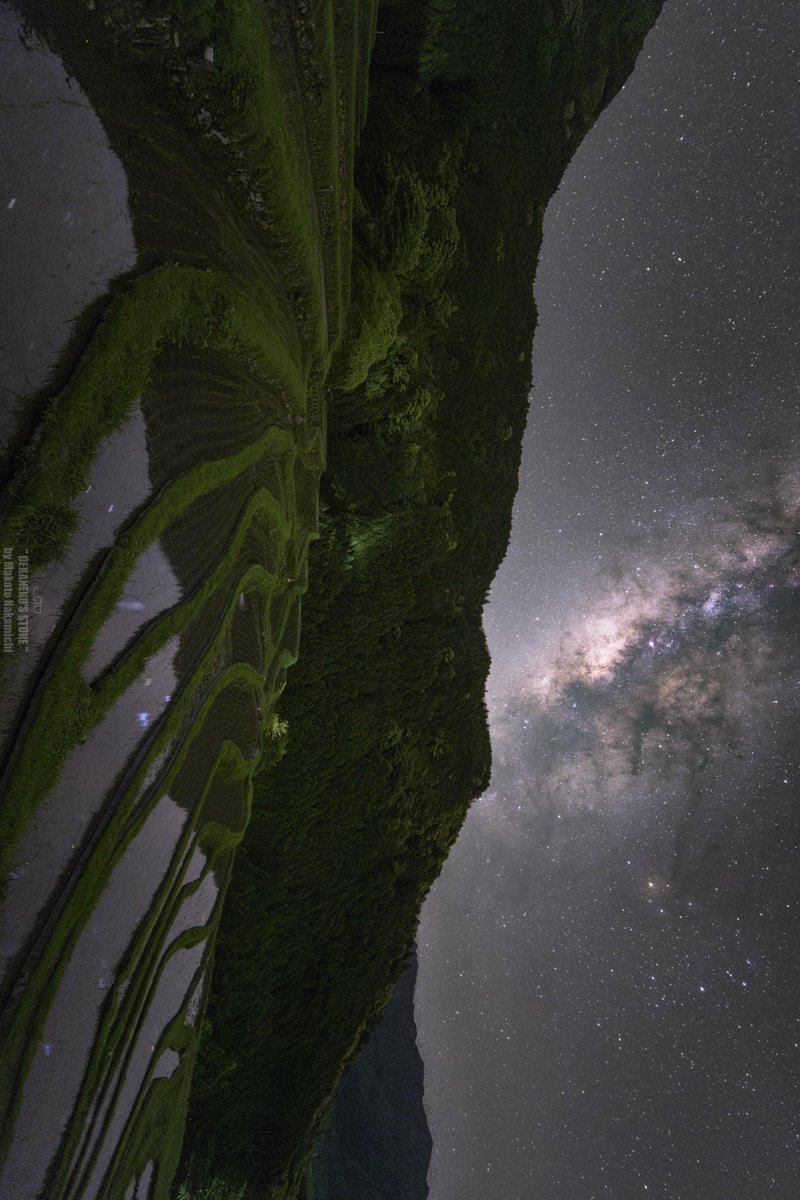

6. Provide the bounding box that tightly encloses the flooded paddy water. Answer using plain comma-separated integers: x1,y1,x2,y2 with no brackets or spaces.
0,1,136,450
0,404,154,763
0,0,344,1193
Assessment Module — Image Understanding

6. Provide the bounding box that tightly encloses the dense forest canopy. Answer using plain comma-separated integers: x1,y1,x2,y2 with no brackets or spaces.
184,2,662,1196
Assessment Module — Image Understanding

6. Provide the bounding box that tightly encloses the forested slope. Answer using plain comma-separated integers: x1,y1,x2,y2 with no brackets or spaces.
183,2,663,1197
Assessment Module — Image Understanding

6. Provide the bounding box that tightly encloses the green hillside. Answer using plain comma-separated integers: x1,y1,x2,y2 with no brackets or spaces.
0,1,373,1196
182,2,663,1197
0,2,662,1197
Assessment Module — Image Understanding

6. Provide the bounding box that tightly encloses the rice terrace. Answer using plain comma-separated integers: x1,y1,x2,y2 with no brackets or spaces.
0,2,663,1198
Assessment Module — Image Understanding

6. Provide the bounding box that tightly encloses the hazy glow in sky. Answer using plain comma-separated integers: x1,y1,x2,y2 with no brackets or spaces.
418,2,800,1197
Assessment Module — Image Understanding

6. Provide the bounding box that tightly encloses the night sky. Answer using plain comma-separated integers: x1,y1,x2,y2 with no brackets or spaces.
417,2,800,1198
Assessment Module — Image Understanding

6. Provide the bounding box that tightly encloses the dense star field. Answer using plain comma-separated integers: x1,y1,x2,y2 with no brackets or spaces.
418,1,800,1198
0,0,794,1194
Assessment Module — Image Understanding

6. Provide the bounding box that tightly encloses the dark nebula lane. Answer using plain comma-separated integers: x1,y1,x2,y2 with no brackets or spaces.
417,1,800,1198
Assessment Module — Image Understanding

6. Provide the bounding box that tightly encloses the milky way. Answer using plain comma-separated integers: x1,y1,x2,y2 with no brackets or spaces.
493,471,800,813
420,467,800,1199
417,1,800,1197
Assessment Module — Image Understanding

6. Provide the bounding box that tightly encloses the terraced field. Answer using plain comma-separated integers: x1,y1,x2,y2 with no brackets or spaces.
0,2,376,1196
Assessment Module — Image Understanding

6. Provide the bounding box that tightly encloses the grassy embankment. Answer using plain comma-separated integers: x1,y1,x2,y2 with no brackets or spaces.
182,2,663,1198
0,2,376,1197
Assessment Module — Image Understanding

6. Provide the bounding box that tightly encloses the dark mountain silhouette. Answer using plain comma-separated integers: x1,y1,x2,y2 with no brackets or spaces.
310,949,431,1200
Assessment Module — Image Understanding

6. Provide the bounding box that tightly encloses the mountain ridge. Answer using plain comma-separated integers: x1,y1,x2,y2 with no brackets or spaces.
183,3,665,1196
309,948,431,1200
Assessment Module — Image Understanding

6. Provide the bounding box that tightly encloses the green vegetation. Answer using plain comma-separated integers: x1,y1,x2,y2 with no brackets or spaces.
175,1184,246,1200
0,0,376,1196
0,0,661,1197
0,268,299,574
183,1,663,1198
327,253,402,392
